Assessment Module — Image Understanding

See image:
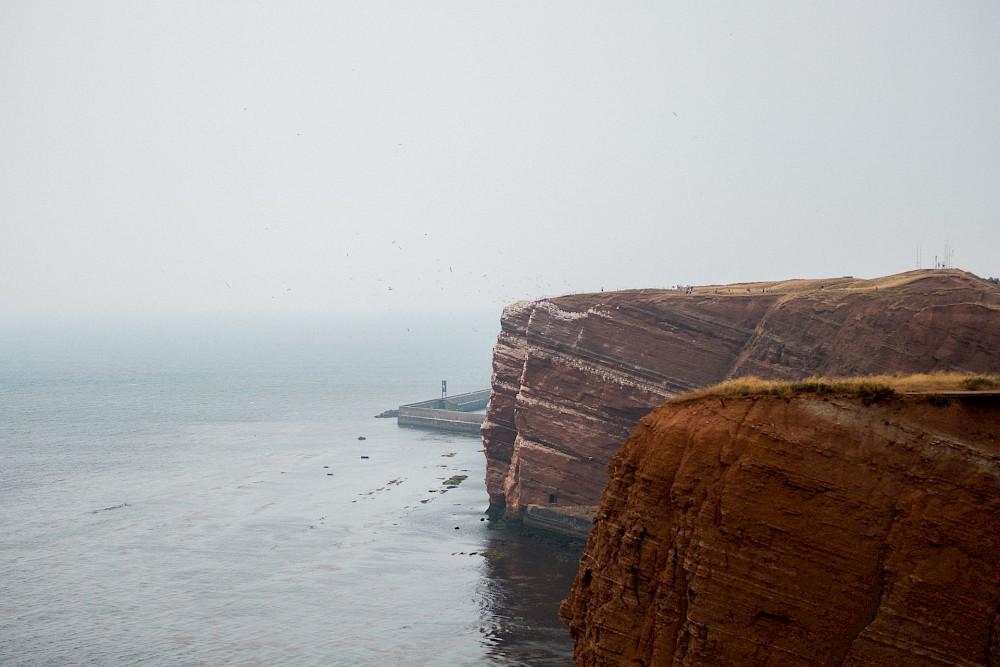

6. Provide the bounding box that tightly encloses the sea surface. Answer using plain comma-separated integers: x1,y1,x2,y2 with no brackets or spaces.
0,313,582,666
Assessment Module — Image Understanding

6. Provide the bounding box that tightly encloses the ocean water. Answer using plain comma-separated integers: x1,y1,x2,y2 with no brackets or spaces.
0,313,581,666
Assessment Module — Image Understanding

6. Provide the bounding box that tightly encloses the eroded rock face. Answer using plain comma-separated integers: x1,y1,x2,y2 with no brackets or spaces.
481,270,1000,517
559,392,1000,666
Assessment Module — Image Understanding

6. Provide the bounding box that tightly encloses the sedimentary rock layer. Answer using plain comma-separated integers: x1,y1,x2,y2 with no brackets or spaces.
560,391,1000,666
481,270,1000,516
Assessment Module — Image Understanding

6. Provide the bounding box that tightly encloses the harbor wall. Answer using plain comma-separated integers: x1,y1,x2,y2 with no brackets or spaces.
397,389,490,435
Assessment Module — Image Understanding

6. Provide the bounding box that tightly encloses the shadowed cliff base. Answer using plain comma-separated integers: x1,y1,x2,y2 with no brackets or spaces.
560,378,1000,666
482,269,1000,524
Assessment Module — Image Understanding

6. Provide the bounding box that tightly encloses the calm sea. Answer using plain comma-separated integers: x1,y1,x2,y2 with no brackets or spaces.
0,313,580,666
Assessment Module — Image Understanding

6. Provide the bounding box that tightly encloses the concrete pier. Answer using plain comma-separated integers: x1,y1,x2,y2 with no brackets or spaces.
523,504,595,540
397,389,490,435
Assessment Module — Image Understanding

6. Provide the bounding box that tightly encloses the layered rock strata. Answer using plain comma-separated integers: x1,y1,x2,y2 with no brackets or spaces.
482,270,1000,518
560,391,1000,666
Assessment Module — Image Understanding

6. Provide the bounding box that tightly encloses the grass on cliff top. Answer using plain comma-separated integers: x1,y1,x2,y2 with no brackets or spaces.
671,373,1000,405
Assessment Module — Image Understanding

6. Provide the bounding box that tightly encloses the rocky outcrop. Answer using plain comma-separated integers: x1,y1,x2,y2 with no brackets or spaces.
559,390,1000,666
482,270,1000,518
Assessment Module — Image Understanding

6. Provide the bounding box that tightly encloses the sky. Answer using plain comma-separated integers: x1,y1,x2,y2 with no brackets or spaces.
2,2,998,318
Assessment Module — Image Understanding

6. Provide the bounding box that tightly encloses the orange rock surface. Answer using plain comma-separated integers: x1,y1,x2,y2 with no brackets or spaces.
482,270,1000,517
560,391,1000,666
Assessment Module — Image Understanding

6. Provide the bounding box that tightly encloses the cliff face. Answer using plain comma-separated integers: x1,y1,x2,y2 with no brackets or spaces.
482,270,1000,517
560,392,1000,666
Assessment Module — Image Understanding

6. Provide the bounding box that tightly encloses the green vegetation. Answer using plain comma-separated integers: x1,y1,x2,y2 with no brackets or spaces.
480,547,507,561
442,474,468,487
486,514,520,531
961,376,999,391
855,382,897,405
987,277,999,285
672,372,1000,405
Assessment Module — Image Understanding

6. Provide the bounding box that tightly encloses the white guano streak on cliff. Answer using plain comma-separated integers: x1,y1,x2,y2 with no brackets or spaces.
530,348,677,399
502,300,536,319
533,300,614,322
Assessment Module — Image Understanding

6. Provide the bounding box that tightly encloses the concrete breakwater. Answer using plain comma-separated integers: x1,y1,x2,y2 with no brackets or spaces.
397,389,491,435
523,504,594,540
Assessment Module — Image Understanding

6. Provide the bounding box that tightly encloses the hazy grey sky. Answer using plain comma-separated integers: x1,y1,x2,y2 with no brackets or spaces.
3,2,998,316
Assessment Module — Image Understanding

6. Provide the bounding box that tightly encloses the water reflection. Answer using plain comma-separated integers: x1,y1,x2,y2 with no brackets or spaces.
478,522,585,666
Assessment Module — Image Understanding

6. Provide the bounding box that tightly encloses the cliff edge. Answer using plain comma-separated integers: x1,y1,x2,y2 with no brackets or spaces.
559,386,1000,665
482,270,1000,519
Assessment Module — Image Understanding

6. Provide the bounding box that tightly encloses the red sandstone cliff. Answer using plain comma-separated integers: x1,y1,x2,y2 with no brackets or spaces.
482,270,1000,518
559,390,1000,666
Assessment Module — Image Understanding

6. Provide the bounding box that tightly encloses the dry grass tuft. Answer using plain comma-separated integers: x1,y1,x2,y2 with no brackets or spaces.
671,372,1000,405
961,376,999,391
